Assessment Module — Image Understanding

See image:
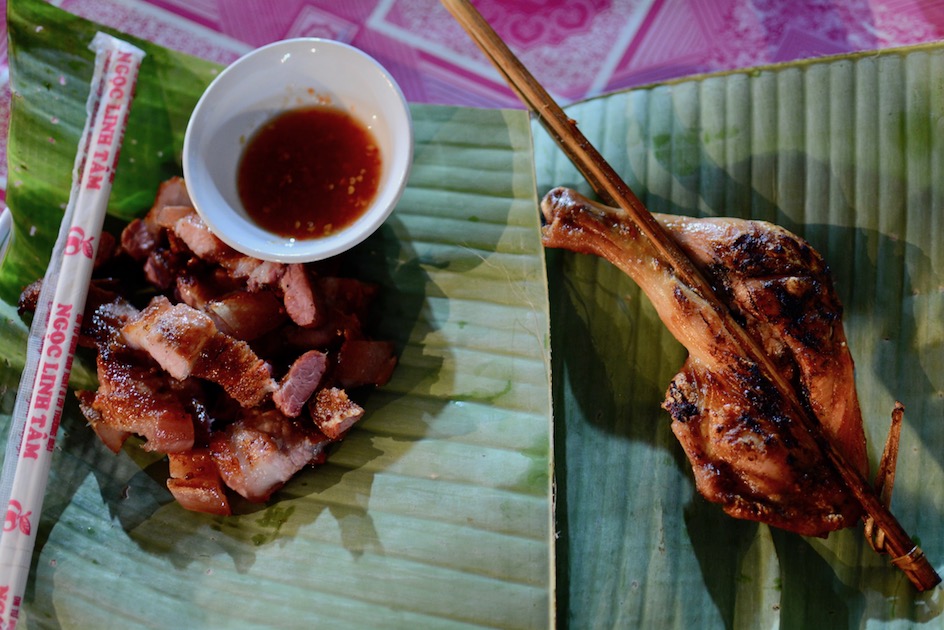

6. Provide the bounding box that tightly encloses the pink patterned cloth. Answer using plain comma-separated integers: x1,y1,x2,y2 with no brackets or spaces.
1,0,942,202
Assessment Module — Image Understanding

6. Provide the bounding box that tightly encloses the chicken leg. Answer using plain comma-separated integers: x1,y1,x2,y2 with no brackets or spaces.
541,187,867,537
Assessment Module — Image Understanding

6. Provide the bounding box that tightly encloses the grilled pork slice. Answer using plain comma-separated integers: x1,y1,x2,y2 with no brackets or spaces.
334,339,397,389
122,296,217,380
318,276,378,320
171,212,273,281
121,218,159,262
175,270,246,310
91,340,197,453
309,387,365,439
204,289,287,341
167,448,231,516
279,263,323,327
76,390,130,454
210,408,331,503
120,177,193,261
122,296,277,407
541,187,867,537
273,350,328,418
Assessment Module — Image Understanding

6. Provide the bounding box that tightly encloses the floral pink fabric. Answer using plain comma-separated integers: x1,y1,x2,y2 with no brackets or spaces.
1,0,942,201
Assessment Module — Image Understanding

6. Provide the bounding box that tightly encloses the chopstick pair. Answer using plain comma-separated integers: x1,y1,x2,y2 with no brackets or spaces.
438,0,940,591
0,33,145,625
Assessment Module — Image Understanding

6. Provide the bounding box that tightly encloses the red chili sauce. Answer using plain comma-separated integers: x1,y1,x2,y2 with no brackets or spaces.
237,106,382,239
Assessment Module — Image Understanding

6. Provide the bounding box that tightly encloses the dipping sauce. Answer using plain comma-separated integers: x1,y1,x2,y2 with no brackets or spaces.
237,106,382,239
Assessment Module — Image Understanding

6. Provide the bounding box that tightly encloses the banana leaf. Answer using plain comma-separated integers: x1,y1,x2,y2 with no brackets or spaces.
536,45,944,627
1,0,553,627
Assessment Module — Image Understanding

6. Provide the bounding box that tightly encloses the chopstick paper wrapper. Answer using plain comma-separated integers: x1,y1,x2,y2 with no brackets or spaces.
0,33,144,626
0,209,11,262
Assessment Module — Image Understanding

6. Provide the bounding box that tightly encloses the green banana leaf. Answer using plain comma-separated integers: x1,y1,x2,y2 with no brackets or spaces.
5,0,944,627
1,0,552,627
536,45,944,627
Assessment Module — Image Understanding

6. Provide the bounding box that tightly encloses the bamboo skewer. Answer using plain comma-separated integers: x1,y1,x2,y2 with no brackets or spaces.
440,0,940,591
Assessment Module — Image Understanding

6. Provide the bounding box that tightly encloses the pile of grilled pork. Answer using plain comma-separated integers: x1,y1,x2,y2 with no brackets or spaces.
20,177,396,515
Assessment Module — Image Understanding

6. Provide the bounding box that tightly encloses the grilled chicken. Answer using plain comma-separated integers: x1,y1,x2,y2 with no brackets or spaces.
541,187,868,536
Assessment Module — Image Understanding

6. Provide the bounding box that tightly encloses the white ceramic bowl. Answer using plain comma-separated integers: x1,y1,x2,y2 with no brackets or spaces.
183,38,413,262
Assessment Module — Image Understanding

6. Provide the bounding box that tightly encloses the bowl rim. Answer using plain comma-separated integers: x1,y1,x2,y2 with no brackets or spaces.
182,37,413,263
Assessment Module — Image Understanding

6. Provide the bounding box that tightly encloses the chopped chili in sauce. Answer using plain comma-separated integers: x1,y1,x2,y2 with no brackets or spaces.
237,106,382,240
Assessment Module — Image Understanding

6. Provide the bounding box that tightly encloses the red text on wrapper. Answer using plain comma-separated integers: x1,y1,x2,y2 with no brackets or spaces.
86,50,136,191
0,589,21,626
22,303,80,459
